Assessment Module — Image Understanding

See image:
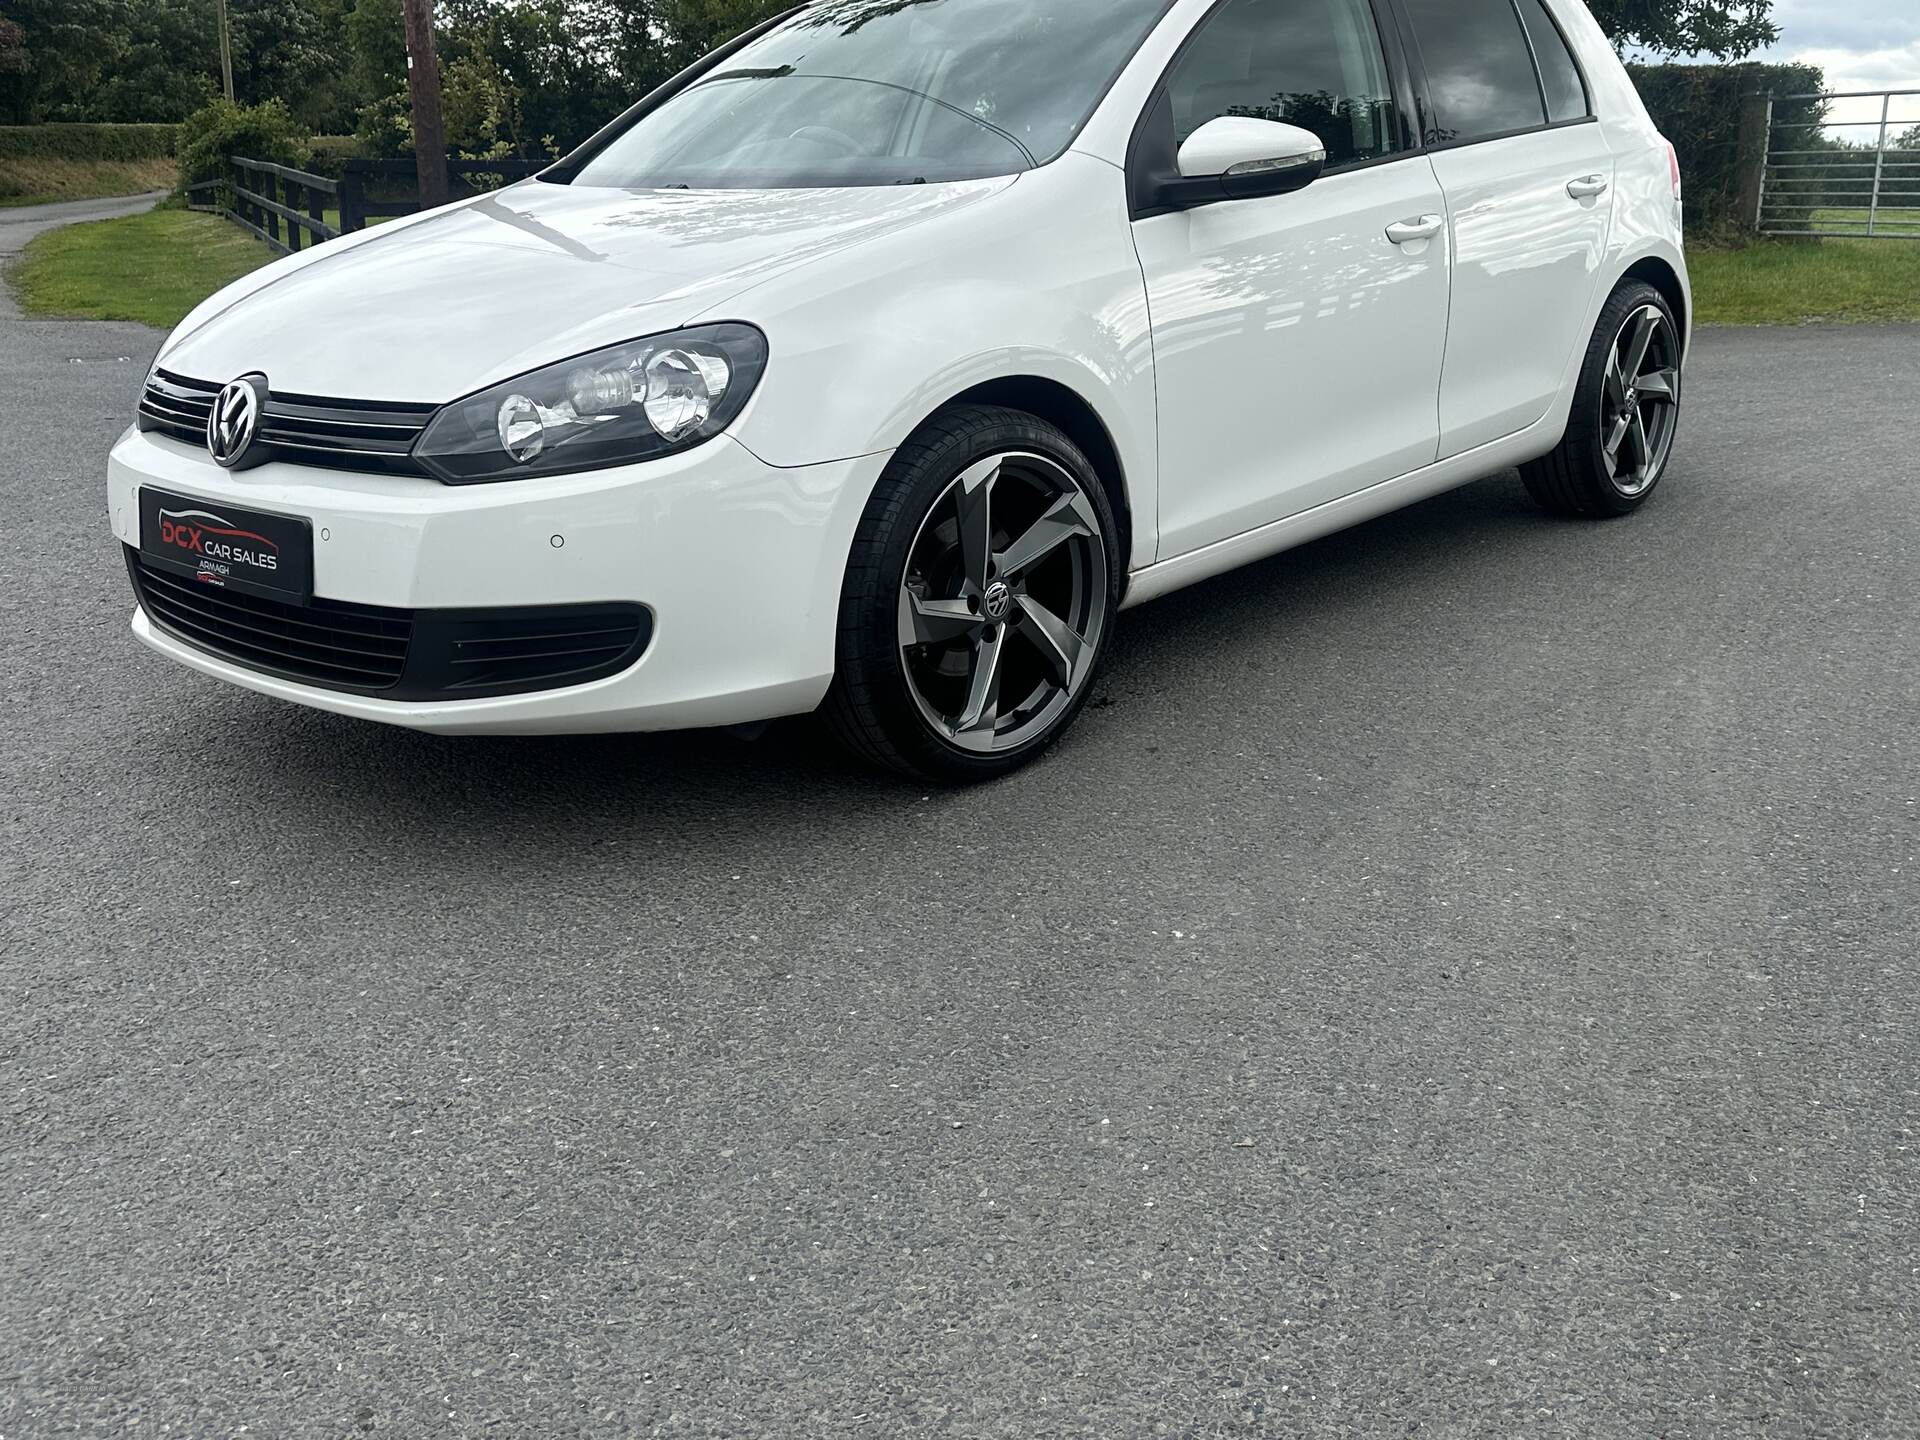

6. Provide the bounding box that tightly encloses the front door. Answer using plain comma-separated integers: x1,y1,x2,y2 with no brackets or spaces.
1131,0,1450,561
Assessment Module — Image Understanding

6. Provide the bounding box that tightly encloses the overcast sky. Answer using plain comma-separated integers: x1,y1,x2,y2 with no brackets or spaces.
1748,0,1920,128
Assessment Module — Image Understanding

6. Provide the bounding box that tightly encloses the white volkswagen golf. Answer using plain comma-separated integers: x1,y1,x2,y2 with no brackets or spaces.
111,0,1687,781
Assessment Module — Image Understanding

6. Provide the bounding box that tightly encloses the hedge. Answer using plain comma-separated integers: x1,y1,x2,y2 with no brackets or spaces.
0,123,178,161
1627,62,1825,229
174,99,306,192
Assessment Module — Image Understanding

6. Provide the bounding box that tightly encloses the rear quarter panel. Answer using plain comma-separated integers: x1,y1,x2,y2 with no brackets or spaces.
1553,0,1692,348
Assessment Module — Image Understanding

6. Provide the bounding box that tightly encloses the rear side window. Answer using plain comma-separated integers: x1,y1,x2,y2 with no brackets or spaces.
1165,0,1404,168
1401,0,1546,143
1516,0,1590,123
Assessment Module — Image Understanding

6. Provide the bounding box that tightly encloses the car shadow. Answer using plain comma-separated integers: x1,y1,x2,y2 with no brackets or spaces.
203,468,1564,838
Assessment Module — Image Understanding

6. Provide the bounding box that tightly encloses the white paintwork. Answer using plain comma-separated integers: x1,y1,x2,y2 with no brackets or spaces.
1426,124,1617,456
113,0,1687,738
1177,117,1325,179
160,181,1016,403
110,426,889,731
1133,158,1452,557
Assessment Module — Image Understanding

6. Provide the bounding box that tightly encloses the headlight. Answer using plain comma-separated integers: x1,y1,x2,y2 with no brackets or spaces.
415,323,768,483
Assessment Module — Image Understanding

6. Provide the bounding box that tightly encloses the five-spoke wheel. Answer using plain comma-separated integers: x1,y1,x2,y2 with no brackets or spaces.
826,406,1118,782
897,451,1108,755
1521,279,1684,518
1599,303,1681,497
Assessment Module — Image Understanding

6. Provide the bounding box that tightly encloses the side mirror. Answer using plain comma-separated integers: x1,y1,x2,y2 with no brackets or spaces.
1152,117,1327,211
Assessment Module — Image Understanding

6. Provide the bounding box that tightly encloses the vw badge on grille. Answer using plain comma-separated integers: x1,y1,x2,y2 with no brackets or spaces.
208,374,269,469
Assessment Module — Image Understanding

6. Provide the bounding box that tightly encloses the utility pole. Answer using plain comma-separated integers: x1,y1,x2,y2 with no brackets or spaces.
401,0,449,209
216,0,234,102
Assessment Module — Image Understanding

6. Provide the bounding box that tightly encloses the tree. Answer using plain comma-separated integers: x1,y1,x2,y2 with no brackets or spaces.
345,0,407,100
1589,0,1777,59
90,0,221,121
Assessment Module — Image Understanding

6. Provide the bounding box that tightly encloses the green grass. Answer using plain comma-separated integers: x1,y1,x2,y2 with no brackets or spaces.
1690,235,1920,324
0,156,177,207
1800,207,1920,237
7,208,274,329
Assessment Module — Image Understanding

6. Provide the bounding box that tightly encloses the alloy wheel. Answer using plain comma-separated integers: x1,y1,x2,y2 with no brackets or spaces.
1599,304,1681,497
897,451,1109,755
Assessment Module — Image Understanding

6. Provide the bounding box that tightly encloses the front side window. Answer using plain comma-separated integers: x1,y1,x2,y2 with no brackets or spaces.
1165,0,1403,167
571,0,1175,190
1401,0,1547,143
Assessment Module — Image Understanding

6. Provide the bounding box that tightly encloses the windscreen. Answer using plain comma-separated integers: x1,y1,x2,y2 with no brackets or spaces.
570,0,1175,189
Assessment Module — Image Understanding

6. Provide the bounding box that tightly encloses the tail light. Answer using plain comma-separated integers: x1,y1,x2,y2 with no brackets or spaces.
1666,141,1682,201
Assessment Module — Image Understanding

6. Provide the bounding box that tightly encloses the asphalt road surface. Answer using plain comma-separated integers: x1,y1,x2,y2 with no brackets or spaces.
3,296,1916,1437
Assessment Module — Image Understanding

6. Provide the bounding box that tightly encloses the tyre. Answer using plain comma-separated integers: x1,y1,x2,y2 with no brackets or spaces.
824,404,1120,783
1520,280,1683,518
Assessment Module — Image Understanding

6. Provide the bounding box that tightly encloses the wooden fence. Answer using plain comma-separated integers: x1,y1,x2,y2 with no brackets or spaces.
188,155,549,255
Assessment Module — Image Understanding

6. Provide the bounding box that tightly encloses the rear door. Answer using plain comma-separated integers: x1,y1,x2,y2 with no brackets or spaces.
1393,0,1614,458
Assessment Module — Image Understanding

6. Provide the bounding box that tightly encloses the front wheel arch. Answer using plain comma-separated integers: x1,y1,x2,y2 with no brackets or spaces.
925,375,1134,577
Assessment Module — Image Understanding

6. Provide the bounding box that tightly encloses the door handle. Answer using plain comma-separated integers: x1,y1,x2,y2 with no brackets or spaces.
1567,174,1610,199
1385,214,1444,245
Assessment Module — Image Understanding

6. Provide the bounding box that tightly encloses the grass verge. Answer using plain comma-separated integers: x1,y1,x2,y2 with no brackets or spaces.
0,157,178,207
8,208,274,329
1690,236,1920,324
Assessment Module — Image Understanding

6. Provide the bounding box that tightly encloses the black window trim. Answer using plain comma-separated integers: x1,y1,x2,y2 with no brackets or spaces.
1511,0,1594,124
1125,0,1425,220
1510,0,1556,125
1381,0,1598,153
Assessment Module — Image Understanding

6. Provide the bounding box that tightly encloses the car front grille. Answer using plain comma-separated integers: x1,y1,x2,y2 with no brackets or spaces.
136,370,221,443
136,369,436,477
127,548,653,701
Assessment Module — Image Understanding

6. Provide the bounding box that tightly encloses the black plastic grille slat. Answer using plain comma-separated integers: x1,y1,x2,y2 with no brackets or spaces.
450,641,631,667
138,373,217,444
141,592,406,686
137,370,434,476
269,397,438,427
254,433,421,460
140,396,213,426
452,625,637,652
137,563,409,646
138,573,409,665
151,370,221,400
144,589,406,667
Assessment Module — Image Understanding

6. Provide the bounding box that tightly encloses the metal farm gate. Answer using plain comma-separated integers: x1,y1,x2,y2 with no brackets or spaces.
1758,88,1919,238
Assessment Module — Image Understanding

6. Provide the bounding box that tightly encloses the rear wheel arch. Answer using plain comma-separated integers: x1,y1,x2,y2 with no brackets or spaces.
1622,256,1689,354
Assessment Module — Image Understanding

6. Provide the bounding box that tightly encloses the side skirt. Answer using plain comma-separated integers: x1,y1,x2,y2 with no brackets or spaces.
1118,410,1567,612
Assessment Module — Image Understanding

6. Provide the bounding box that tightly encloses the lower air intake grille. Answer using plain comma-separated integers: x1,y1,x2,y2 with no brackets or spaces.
439,611,654,695
127,548,652,701
130,550,411,692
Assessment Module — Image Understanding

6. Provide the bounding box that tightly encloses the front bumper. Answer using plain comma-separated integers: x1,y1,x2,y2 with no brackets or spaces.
108,427,891,734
